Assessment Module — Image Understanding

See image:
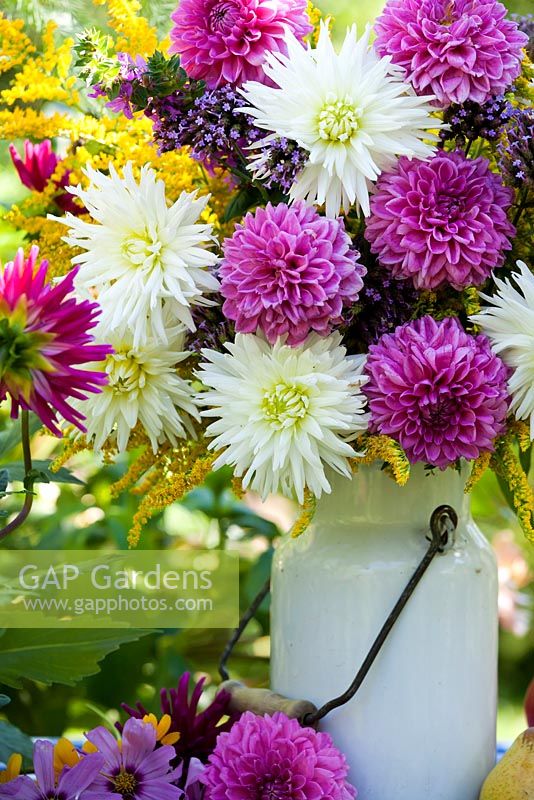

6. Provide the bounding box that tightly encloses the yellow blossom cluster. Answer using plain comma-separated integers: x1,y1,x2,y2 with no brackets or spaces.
490,431,534,542
93,0,159,57
350,434,411,487
0,16,35,74
1,21,78,107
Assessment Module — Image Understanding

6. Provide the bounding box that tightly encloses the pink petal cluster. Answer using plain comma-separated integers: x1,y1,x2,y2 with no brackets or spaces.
365,151,515,291
169,0,312,88
202,711,357,800
9,139,82,214
0,246,111,435
364,316,510,468
220,202,365,346
374,0,528,106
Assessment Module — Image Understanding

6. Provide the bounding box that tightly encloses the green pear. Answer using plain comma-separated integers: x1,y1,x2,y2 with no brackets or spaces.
480,728,534,800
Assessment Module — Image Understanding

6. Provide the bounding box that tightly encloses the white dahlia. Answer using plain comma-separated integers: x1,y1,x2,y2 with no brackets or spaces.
240,23,439,217
196,332,369,502
471,261,534,438
75,323,199,453
54,163,219,346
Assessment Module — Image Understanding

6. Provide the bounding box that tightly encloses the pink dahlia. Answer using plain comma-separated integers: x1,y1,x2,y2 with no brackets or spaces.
374,0,528,106
0,246,111,435
202,711,357,800
169,0,312,88
364,316,510,468
220,202,365,345
9,140,82,214
365,151,514,291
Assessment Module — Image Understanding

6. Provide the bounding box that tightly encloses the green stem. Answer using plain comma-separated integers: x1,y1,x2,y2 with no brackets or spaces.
0,411,34,542
512,189,531,227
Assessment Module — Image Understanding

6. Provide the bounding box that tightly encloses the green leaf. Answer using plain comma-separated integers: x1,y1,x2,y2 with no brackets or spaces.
0,628,150,688
0,721,34,769
1,461,84,485
0,470,9,495
0,414,42,458
222,186,262,223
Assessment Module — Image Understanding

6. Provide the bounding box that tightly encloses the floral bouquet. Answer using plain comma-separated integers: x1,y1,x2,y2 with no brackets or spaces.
1,0,534,548
0,0,533,796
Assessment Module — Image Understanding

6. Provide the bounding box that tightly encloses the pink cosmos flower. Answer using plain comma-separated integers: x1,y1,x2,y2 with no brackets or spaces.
365,151,515,291
0,246,111,435
9,140,82,214
364,316,510,468
374,0,528,106
220,201,365,345
169,0,312,88
202,710,357,800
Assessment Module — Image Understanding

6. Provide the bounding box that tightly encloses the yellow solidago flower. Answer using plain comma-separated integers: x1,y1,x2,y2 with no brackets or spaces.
143,713,181,746
93,0,158,56
53,738,80,777
0,753,22,784
0,15,35,74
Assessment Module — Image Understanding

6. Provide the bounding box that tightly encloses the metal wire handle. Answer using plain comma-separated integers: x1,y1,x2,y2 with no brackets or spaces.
218,504,458,725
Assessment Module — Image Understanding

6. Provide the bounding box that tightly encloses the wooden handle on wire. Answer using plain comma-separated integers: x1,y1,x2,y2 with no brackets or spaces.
218,680,318,724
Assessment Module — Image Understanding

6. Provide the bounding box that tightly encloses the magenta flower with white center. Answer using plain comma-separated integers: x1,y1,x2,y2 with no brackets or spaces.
364,316,510,468
220,201,365,345
169,0,312,88
0,246,111,435
83,717,182,800
365,151,515,291
202,710,357,800
0,740,104,799
374,0,528,107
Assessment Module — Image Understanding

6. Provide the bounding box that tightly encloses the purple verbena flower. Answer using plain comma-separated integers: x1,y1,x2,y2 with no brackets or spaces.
365,151,515,291
374,0,528,107
498,107,534,191
364,316,510,468
439,94,515,149
220,201,365,345
0,740,104,800
84,717,182,799
169,0,312,88
202,711,357,800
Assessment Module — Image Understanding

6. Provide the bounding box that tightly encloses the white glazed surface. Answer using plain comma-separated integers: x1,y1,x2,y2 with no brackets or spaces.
271,463,498,800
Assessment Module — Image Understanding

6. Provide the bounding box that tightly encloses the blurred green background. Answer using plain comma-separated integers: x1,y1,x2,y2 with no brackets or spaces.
0,0,532,749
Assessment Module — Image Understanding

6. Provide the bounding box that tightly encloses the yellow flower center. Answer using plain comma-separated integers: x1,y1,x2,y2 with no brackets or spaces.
317,94,361,142
105,349,146,396
262,383,310,430
122,228,164,270
113,771,138,796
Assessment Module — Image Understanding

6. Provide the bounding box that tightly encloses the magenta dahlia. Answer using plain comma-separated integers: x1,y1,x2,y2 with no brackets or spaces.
169,0,312,88
374,0,528,106
365,151,515,291
0,246,111,435
9,140,82,214
220,202,365,345
364,316,510,468
202,711,357,800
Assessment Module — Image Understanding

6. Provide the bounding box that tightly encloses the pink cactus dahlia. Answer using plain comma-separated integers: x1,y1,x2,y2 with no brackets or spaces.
374,0,528,106
169,0,312,88
364,316,510,468
202,711,357,800
365,151,515,291
220,201,365,345
0,246,111,435
9,140,81,214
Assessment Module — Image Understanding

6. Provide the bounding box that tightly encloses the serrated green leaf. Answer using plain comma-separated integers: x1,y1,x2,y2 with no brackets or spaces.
1,461,84,485
222,186,261,223
0,721,34,769
0,628,151,688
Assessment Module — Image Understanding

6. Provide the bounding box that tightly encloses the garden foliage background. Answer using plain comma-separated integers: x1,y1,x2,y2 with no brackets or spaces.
0,0,532,753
